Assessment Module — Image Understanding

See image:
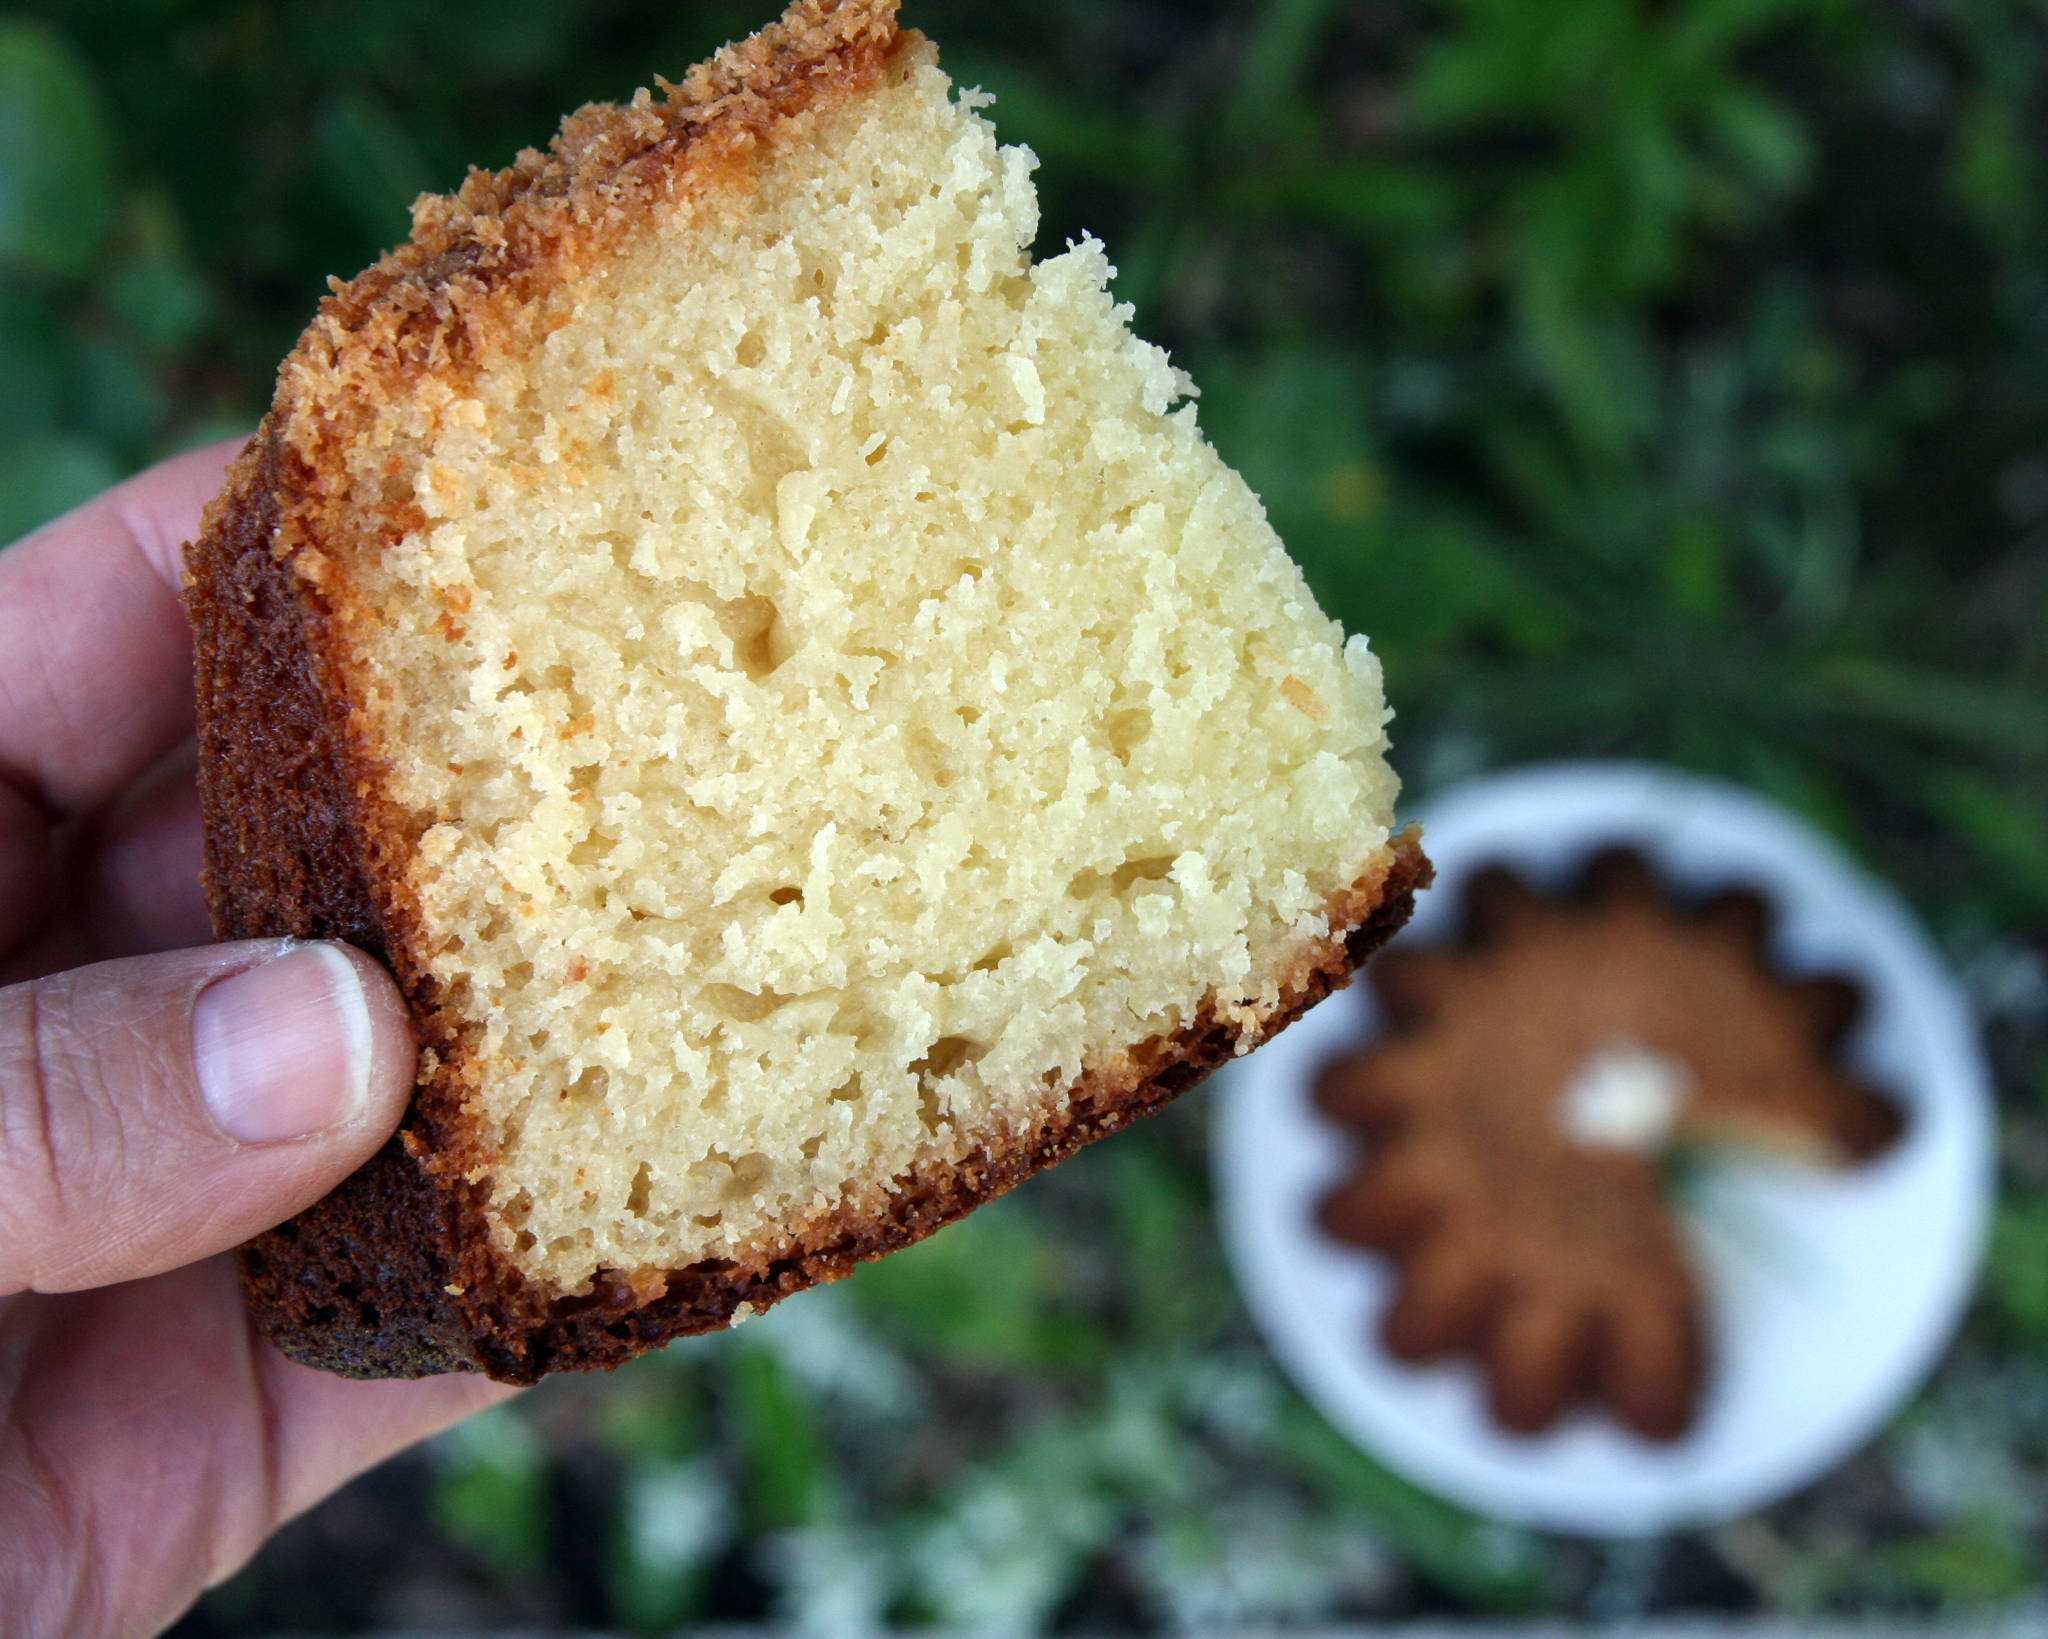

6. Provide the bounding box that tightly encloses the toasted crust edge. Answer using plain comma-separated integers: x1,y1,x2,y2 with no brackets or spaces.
227,832,1427,1382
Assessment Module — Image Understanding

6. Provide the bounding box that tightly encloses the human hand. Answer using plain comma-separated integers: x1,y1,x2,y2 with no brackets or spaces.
0,442,514,1639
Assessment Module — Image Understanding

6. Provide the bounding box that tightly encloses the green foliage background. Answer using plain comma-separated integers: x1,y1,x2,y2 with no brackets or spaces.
5,0,2046,1628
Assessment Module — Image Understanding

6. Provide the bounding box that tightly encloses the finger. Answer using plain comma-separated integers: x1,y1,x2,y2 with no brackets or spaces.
0,939,416,1293
0,746,209,988
252,1331,519,1536
2,1258,514,1638
0,437,242,821
0,776,57,969
68,742,210,959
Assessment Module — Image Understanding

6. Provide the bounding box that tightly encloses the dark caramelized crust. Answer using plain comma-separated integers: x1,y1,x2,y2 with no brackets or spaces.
228,834,1424,1382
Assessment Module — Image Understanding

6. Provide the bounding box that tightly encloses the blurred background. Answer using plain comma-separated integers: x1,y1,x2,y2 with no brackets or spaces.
3,0,2046,1629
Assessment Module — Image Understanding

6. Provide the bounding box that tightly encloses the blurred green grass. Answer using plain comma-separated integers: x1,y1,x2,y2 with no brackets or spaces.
5,0,2043,1629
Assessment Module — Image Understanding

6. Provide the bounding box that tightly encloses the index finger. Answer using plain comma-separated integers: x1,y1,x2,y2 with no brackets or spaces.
0,438,244,820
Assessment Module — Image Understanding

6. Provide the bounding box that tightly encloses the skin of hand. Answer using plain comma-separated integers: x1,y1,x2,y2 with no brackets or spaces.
0,440,515,1639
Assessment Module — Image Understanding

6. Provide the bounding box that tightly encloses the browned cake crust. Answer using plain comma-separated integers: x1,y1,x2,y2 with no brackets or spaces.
183,0,1428,1383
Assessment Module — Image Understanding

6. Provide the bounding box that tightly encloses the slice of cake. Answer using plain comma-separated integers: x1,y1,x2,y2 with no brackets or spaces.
185,0,1425,1383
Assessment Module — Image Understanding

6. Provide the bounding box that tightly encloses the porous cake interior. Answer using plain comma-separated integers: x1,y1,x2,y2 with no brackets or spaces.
341,43,1398,1293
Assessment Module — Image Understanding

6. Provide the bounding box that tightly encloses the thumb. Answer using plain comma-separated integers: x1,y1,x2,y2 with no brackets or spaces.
0,939,416,1295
